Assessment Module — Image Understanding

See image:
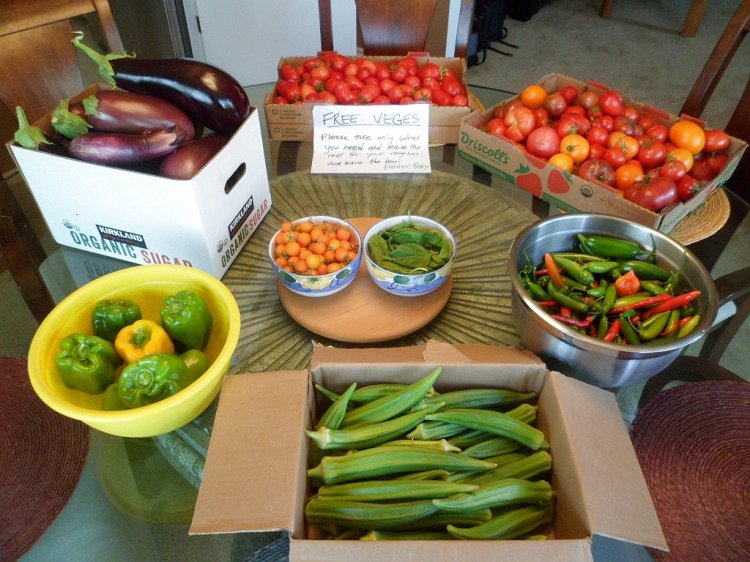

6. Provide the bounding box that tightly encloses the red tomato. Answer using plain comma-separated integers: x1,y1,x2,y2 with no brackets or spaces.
276,80,301,102
279,64,297,81
645,123,669,143
345,75,364,90
704,129,731,152
533,108,550,128
637,140,668,169
390,64,409,83
624,176,678,211
638,115,658,130
659,160,687,181
431,89,452,107
578,90,599,111
690,160,718,182
614,115,638,136
485,117,507,138
418,62,442,80
562,105,587,117
388,84,412,103
588,143,606,160
622,107,640,122
422,76,440,92
413,87,432,101
706,152,728,173
378,78,397,94
526,126,562,159
442,77,463,97
452,94,469,107
559,85,579,105
303,58,324,71
404,75,421,92
504,106,536,142
557,114,591,136
676,176,698,202
591,115,614,132
578,159,616,186
604,147,628,169
599,91,625,117
358,83,381,103
543,92,568,119
372,95,390,104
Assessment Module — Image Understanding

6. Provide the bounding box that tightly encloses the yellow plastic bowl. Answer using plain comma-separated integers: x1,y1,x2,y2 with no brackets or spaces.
28,264,240,438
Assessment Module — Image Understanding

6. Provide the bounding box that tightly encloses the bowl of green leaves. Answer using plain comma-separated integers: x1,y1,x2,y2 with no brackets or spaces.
363,215,455,297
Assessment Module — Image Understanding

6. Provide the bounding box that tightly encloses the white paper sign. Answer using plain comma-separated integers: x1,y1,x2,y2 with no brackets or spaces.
311,104,431,174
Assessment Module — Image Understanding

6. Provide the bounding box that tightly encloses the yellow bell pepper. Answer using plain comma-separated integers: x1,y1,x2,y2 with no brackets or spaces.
114,319,174,363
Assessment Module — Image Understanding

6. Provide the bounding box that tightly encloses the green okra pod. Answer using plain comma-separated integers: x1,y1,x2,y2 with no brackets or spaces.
316,382,357,430
375,438,460,453
317,479,477,502
308,404,443,450
396,469,451,481
305,498,439,529
407,420,466,440
470,451,553,486
447,504,554,540
448,429,492,449
425,408,548,451
460,436,524,459
361,530,452,541
418,388,536,411
341,367,442,428
398,509,493,531
307,447,496,485
433,478,554,512
446,453,529,483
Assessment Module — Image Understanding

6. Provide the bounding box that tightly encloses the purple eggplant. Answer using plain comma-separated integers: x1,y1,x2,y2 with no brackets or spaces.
159,134,227,179
72,33,250,136
71,90,195,140
68,127,187,166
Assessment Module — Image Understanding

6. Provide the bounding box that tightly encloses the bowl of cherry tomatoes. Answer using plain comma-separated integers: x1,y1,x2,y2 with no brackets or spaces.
268,216,362,297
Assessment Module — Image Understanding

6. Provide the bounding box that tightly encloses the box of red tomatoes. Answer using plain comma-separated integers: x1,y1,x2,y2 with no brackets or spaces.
457,73,747,233
265,53,473,145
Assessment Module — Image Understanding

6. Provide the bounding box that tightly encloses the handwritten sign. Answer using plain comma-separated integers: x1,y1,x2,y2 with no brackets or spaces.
311,104,431,174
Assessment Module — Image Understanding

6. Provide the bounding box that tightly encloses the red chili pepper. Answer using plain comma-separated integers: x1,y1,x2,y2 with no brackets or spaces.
678,315,693,329
560,306,572,318
535,300,558,307
535,268,549,277
608,293,672,314
641,290,702,320
603,319,621,342
544,253,565,289
588,325,597,338
551,314,595,328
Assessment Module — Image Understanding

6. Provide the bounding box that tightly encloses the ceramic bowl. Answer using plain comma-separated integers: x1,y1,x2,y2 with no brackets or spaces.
268,215,361,297
363,215,455,297
27,264,240,438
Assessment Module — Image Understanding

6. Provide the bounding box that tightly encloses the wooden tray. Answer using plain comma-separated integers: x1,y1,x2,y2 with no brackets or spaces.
277,217,452,343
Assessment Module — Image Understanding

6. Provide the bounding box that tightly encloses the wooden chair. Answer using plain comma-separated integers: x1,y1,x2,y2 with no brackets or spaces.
680,0,750,203
318,0,476,59
0,0,123,323
599,0,707,37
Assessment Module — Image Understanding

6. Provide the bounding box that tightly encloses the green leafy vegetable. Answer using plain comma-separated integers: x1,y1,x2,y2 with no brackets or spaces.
368,220,452,275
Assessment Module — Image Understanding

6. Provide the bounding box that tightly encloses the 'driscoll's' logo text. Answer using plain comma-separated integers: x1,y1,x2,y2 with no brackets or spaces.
460,132,510,164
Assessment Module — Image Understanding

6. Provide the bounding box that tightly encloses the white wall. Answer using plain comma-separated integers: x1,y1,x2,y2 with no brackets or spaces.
184,0,460,86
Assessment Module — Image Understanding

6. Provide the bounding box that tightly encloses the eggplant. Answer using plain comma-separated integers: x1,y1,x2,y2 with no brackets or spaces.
71,90,196,140
72,33,250,136
159,134,227,179
68,127,187,166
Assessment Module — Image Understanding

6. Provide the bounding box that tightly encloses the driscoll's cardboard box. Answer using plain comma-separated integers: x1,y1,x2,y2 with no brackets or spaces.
265,54,472,145
191,341,667,560
7,87,272,278
457,73,748,233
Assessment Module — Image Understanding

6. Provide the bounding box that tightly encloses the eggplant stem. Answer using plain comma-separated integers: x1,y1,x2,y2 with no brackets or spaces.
71,31,134,86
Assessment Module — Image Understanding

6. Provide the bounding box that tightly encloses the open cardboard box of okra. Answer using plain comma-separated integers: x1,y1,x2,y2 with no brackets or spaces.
190,341,668,561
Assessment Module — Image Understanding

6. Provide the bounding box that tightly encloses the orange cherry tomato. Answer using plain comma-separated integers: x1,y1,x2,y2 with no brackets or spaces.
614,163,644,191
668,120,706,155
520,84,548,109
560,134,590,164
549,152,574,172
666,147,694,173
607,132,640,159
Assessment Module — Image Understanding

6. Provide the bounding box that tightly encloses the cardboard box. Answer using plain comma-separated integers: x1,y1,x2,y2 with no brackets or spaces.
457,73,748,233
265,55,472,144
191,341,667,560
6,87,272,278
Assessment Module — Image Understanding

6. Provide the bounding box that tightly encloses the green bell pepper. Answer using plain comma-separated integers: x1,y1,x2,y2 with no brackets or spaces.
160,290,213,351
101,382,128,411
91,298,142,342
117,352,194,408
180,349,209,382
55,332,121,394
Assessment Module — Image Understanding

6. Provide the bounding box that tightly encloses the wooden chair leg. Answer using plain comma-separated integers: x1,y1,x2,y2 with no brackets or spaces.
680,0,707,37
599,0,613,19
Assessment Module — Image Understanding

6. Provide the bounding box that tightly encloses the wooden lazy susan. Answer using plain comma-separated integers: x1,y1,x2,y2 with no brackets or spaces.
277,217,452,343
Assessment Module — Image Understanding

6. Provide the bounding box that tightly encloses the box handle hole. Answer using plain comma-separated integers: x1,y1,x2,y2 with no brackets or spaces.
225,162,246,194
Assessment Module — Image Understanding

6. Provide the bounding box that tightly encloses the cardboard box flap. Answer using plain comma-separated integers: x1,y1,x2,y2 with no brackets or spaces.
190,371,310,535
291,537,594,561
546,372,668,551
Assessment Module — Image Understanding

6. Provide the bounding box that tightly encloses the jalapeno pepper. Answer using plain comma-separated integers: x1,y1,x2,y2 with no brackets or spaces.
619,260,672,282
677,314,701,338
619,310,642,345
547,282,589,314
553,255,595,285
577,234,643,260
583,261,620,275
637,311,670,341
640,280,665,296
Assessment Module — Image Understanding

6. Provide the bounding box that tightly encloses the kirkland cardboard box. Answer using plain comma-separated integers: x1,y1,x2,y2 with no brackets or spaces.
191,341,668,561
7,86,272,278
265,54,472,144
457,73,748,233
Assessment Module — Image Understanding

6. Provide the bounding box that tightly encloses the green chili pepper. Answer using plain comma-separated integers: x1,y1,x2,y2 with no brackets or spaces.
577,234,643,260
661,310,681,337
552,252,605,262
611,292,652,310
677,314,701,338
664,272,680,295
619,311,642,345
596,315,609,339
619,260,672,281
600,284,617,314
587,285,606,299
638,311,670,341
547,282,588,314
526,281,551,301
553,255,594,285
583,261,620,275
55,332,121,394
562,276,587,291
640,280,665,296
117,352,194,408
91,298,142,342
160,290,213,351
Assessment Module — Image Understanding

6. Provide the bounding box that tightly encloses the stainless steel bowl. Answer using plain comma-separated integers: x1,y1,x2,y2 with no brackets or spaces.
508,213,718,388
